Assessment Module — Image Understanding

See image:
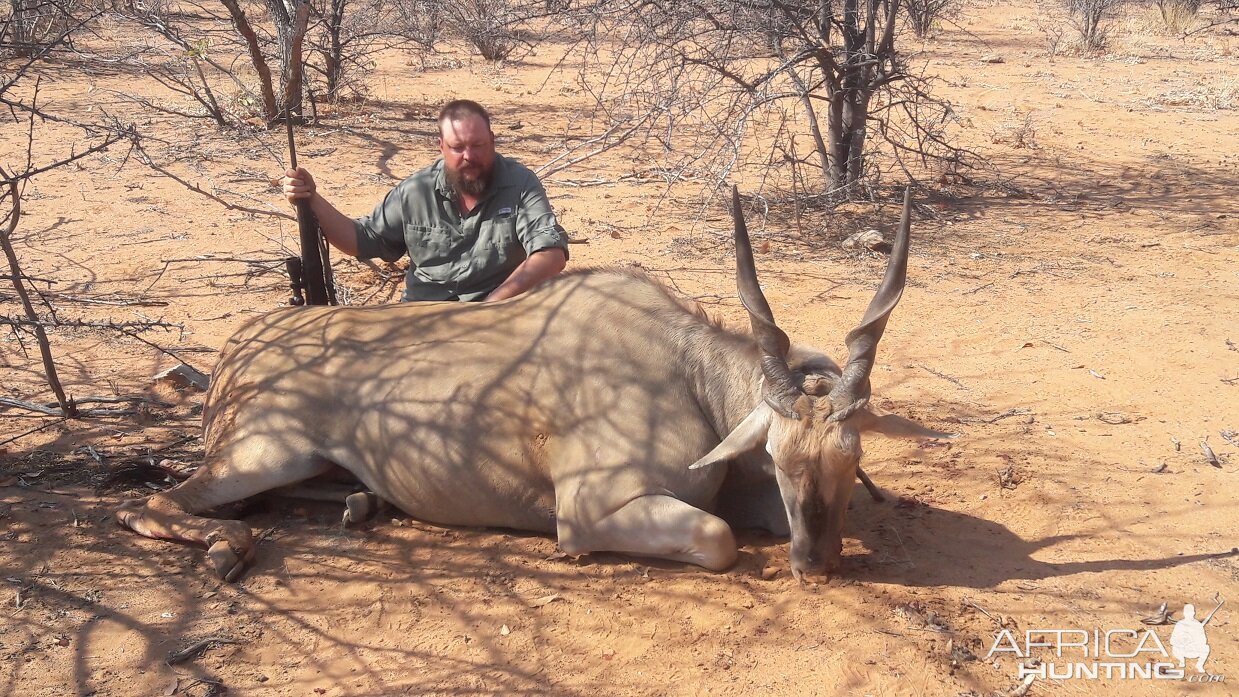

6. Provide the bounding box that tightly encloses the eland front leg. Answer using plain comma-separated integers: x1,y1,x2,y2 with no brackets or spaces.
556,493,738,571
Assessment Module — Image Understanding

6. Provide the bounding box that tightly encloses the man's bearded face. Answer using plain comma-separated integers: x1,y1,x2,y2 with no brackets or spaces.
439,115,496,197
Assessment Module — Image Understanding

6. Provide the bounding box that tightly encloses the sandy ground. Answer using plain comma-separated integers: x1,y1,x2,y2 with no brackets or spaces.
2,3,1237,696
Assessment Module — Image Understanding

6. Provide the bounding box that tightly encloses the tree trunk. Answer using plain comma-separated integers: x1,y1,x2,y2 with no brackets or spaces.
798,91,833,191
826,88,847,193
325,0,347,100
267,0,311,121
286,2,310,119
219,0,279,121
845,90,871,185
831,0,868,196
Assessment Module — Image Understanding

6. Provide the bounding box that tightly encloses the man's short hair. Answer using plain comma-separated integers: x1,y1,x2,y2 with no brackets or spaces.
438,100,491,132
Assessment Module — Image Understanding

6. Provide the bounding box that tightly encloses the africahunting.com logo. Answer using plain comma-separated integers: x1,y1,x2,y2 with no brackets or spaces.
985,597,1226,683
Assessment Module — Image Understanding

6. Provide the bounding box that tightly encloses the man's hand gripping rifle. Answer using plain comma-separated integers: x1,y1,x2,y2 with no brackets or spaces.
285,113,336,306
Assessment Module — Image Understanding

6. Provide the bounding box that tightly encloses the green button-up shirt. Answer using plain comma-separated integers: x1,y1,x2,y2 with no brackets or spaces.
353,154,568,301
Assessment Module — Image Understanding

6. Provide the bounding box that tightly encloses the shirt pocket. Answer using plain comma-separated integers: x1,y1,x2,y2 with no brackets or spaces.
404,223,463,268
492,210,518,247
486,209,522,263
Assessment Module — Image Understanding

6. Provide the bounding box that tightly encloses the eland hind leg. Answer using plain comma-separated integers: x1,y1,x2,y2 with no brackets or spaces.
116,436,332,581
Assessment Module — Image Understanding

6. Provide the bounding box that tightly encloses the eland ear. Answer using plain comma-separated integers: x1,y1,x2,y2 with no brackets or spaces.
688,404,774,470
853,407,958,440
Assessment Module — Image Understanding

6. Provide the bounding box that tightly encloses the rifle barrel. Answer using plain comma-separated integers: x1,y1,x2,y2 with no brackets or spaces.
286,111,329,306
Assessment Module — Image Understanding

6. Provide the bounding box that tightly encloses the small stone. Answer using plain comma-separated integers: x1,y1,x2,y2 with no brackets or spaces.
842,229,890,253
152,364,210,392
760,566,780,580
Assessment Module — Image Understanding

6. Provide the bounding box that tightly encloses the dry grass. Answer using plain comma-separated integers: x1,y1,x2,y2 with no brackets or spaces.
1150,79,1239,110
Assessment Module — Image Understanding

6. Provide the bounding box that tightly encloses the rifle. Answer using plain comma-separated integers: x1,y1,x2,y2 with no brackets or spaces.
1201,595,1224,625
285,111,336,306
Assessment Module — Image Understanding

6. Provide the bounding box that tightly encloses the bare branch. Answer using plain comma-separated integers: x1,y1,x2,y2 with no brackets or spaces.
131,141,295,221
0,178,75,415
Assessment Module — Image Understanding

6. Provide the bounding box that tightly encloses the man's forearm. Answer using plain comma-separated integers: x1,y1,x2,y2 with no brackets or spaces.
486,248,568,301
306,193,360,257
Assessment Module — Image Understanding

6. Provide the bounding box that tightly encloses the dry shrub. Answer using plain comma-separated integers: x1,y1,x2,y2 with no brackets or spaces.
1034,0,1131,55
990,113,1040,149
904,0,962,37
1156,0,1203,32
1064,0,1127,52
2,0,96,56
1153,80,1239,110
452,0,520,62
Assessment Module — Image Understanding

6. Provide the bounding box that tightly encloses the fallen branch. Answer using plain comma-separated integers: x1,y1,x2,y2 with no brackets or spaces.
44,293,169,307
146,255,289,292
166,636,240,665
2,272,57,285
0,395,167,418
957,408,1032,425
918,364,968,390
1037,337,1070,353
0,417,69,447
1,317,182,332
961,598,1003,627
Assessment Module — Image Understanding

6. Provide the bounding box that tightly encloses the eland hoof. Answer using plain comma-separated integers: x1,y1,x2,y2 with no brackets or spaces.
206,540,250,582
342,491,380,528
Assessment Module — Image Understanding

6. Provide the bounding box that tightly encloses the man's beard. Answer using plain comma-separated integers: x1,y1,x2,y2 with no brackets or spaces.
446,162,492,197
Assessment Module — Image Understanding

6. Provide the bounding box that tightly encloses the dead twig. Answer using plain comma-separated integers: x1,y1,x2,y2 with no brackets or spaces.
882,524,914,567
1038,338,1070,352
1221,430,1239,449
166,636,240,665
997,465,1021,490
957,408,1031,425
0,417,69,447
961,598,1000,625
918,364,968,390
118,329,207,376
